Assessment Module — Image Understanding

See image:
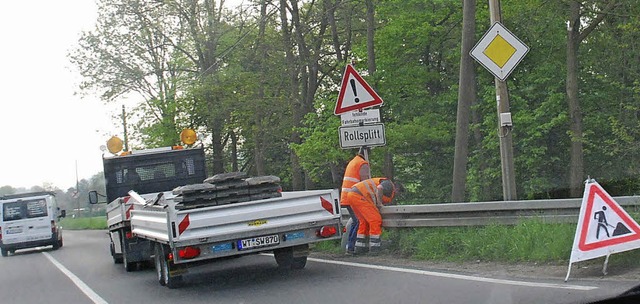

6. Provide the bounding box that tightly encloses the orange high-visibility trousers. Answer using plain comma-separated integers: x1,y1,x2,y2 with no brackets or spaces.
347,191,382,237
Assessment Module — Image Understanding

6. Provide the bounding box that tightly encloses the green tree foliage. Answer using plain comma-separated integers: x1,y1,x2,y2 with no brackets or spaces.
69,0,640,202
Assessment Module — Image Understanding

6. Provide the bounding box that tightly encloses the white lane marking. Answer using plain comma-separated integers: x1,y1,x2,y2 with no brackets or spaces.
42,252,108,304
306,257,598,291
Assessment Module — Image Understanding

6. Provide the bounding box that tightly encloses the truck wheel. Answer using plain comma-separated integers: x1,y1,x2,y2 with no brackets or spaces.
1,248,8,257
155,244,183,288
121,234,136,272
274,248,307,270
111,243,123,264
154,244,166,286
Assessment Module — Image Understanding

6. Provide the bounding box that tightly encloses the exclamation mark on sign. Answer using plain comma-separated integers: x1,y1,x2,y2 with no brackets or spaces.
350,79,359,103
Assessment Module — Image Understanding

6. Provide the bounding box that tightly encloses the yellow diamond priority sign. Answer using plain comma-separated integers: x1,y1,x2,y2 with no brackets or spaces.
470,22,529,81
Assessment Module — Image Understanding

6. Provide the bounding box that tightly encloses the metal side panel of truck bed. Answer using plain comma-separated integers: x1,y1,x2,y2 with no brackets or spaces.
106,197,135,229
129,189,341,257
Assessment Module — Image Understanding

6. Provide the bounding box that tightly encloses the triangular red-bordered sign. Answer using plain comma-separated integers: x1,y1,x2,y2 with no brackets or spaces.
576,182,640,251
334,64,383,115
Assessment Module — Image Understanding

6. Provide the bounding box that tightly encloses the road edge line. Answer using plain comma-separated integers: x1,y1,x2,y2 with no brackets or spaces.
306,257,598,291
42,252,108,304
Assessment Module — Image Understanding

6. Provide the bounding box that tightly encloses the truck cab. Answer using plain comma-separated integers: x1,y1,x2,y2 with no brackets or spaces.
93,142,207,271
0,192,65,256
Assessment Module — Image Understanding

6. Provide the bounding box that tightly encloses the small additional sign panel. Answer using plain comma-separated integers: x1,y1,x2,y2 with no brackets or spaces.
339,123,386,149
334,65,383,115
470,22,529,81
340,109,381,126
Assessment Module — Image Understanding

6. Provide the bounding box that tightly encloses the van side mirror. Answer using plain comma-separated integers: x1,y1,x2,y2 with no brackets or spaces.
89,191,99,204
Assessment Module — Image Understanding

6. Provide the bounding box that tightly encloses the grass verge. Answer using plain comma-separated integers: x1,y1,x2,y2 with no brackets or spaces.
59,216,107,230
316,218,640,267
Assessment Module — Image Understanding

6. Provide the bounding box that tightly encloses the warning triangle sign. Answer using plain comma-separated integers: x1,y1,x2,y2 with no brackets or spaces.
569,180,640,264
334,64,383,115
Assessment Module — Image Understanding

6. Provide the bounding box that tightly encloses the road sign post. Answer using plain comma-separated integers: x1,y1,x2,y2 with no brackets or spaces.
470,1,528,201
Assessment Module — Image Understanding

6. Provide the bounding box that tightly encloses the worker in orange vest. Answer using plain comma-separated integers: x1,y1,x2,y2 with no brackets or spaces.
347,177,396,255
340,148,370,254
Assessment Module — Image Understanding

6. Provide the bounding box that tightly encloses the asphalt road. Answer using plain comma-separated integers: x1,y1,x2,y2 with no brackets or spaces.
0,230,637,304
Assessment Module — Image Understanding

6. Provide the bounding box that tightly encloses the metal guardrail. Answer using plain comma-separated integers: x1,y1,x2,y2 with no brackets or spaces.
341,196,640,227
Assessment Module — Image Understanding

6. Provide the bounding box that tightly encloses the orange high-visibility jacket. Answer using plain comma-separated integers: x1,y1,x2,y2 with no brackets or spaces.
340,155,370,205
351,178,388,208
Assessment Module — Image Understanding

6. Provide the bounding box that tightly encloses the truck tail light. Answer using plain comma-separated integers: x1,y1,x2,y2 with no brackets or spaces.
51,220,57,234
178,246,201,259
0,227,3,241
317,226,337,238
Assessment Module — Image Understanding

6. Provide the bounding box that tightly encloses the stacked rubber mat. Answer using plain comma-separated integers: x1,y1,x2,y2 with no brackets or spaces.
172,172,282,210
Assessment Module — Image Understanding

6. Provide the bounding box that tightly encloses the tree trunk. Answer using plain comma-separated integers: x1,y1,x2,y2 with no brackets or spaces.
565,1,616,197
566,1,584,197
452,0,476,203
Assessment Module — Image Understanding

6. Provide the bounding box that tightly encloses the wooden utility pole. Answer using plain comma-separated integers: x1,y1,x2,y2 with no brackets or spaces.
122,105,129,152
489,0,517,200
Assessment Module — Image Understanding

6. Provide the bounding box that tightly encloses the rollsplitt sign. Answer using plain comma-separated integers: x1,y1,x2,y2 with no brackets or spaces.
338,123,386,149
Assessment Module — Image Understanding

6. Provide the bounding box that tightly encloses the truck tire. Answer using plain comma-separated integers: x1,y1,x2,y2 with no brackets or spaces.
154,244,166,286
274,247,307,270
121,232,136,272
155,244,183,288
1,248,8,257
111,243,123,264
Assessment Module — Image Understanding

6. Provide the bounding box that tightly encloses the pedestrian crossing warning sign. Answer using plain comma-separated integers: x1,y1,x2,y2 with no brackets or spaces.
568,180,640,264
334,64,383,115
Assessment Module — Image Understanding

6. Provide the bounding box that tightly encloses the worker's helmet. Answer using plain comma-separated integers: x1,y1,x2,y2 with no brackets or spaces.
379,179,396,205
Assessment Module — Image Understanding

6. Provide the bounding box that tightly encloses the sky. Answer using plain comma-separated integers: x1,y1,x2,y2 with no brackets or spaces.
0,1,118,190
0,1,246,191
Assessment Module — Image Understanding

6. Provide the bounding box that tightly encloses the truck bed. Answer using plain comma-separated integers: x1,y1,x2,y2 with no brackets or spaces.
129,189,342,263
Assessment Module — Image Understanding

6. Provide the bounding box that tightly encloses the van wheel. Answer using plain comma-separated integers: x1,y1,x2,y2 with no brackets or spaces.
1,249,8,257
155,244,183,288
52,237,62,250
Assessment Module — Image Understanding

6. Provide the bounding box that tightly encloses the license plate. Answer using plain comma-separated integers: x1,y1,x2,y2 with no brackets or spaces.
6,228,23,235
237,234,280,250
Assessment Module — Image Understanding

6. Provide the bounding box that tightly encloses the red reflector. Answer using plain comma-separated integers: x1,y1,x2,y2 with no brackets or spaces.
178,214,190,235
318,226,337,238
178,246,201,259
320,197,334,214
125,231,134,239
168,253,174,261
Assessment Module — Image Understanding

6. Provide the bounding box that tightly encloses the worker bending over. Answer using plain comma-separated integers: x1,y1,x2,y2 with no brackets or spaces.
346,177,396,255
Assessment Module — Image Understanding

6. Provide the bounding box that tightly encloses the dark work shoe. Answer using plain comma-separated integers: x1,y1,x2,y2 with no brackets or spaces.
354,246,368,255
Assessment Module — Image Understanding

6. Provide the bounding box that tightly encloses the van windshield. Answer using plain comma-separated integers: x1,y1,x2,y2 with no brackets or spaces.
3,199,48,221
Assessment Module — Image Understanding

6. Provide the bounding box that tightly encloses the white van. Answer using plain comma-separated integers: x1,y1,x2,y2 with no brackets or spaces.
0,192,66,256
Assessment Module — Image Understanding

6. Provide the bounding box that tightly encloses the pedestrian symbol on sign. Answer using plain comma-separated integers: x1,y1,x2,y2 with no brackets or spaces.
593,206,632,239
